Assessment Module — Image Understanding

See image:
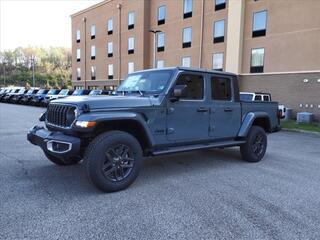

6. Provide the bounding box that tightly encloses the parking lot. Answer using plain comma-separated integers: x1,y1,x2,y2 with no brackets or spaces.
0,103,320,240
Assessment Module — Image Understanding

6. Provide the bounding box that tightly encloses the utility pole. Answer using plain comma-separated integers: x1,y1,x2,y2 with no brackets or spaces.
149,30,162,69
3,62,6,86
83,17,87,89
30,56,35,87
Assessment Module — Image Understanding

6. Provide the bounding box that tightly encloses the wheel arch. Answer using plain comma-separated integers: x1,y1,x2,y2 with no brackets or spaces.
238,112,271,137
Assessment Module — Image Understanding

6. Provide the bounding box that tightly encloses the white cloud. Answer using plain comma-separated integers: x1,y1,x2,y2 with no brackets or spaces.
0,0,101,51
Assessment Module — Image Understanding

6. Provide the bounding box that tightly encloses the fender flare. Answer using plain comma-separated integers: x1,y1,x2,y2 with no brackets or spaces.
237,112,271,137
76,111,155,146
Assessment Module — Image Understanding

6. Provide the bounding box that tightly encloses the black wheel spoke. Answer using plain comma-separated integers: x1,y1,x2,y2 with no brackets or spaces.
102,144,135,182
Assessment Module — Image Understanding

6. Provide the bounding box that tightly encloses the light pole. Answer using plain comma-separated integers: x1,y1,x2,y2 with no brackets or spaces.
83,17,87,89
3,62,6,86
149,30,162,69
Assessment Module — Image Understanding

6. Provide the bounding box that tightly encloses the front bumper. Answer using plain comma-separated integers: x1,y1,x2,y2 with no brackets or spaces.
27,125,81,162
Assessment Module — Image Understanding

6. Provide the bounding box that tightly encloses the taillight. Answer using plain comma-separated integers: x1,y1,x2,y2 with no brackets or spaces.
277,109,282,119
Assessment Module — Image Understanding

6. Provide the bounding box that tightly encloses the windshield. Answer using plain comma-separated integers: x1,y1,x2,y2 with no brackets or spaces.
117,70,173,94
0,89,5,94
73,89,82,95
240,93,254,102
59,89,68,95
26,89,34,94
47,89,58,95
18,89,25,94
37,89,46,95
89,90,101,95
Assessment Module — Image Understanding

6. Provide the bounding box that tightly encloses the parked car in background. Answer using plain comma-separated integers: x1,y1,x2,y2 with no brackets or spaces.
240,92,286,118
20,88,40,105
30,89,50,106
43,89,73,107
72,89,91,96
0,88,17,102
0,88,12,100
2,87,26,103
11,88,39,104
89,89,110,95
41,89,61,107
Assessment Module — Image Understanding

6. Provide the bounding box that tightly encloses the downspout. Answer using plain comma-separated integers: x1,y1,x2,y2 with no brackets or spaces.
82,17,87,89
199,0,204,68
117,3,122,87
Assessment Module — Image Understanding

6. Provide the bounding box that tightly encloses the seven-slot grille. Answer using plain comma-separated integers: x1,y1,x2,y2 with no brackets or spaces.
46,104,76,128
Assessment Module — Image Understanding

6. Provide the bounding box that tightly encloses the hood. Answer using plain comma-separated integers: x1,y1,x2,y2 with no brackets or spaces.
50,95,154,110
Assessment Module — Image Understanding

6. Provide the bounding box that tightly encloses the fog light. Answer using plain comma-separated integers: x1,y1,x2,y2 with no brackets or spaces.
75,121,96,128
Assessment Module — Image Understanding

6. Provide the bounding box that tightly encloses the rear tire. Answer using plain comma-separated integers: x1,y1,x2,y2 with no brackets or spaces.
84,131,143,192
240,126,267,162
44,152,81,166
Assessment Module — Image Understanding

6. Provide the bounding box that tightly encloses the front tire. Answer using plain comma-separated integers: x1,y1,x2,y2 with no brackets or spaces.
240,126,267,162
84,131,143,192
44,152,81,166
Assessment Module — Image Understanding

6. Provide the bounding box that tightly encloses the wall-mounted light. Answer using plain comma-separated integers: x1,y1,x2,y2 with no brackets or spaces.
310,104,313,108
303,79,309,83
318,105,320,109
299,104,303,108
305,104,309,108
317,79,320,83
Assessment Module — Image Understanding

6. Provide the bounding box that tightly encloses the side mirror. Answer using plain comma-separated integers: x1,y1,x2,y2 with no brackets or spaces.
170,85,187,102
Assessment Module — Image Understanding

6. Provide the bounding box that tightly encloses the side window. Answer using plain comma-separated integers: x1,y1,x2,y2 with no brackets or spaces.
263,95,270,101
176,74,204,100
254,95,262,101
211,76,232,101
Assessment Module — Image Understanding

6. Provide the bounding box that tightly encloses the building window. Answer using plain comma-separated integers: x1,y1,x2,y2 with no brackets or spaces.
76,67,81,80
250,48,264,73
252,10,267,37
128,12,135,30
91,66,96,80
107,18,113,35
107,42,113,57
76,48,81,62
211,76,231,101
128,37,134,54
183,0,192,19
108,64,114,79
213,20,225,43
76,30,80,43
212,53,224,71
181,56,191,67
128,62,134,74
158,5,166,25
182,27,192,48
157,32,165,52
91,45,96,60
157,60,164,68
91,24,96,39
215,0,226,11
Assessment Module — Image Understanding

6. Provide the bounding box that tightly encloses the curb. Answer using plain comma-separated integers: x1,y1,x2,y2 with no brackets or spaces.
281,128,320,136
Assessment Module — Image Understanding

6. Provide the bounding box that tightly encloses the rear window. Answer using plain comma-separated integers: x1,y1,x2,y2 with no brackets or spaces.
254,95,262,101
240,93,254,101
263,95,270,101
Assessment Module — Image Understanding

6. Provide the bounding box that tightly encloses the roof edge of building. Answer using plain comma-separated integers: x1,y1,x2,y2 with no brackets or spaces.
70,0,113,18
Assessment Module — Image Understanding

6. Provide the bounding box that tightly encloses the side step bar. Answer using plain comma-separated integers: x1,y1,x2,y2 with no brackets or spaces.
152,140,246,156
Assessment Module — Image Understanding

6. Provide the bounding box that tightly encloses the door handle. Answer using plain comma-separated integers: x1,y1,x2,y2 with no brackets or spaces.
197,107,209,112
224,107,233,112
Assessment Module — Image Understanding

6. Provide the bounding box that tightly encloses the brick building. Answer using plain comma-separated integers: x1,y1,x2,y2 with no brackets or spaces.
71,0,320,119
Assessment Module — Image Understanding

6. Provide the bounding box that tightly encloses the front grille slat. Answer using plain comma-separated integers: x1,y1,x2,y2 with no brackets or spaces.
46,104,76,128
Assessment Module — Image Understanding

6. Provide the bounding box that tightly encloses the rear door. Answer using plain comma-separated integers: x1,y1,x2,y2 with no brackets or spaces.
209,75,241,139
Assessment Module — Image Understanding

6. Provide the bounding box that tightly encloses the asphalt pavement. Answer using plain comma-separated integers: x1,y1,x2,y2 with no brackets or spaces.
0,103,320,240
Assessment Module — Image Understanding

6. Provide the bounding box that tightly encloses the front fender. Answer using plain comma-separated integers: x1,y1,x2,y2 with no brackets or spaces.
238,112,271,137
75,111,155,146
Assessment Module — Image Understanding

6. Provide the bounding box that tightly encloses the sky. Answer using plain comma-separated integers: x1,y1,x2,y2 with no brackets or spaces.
0,0,102,51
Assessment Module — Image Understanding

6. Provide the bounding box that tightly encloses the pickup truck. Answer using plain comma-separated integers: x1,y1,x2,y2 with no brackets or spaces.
240,92,286,118
28,67,280,192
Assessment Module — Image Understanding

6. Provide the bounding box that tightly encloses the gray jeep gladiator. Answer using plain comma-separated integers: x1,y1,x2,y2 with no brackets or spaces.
28,67,280,192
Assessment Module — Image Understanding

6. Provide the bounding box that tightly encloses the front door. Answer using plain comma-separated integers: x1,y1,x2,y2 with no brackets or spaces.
209,75,241,139
166,73,209,142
